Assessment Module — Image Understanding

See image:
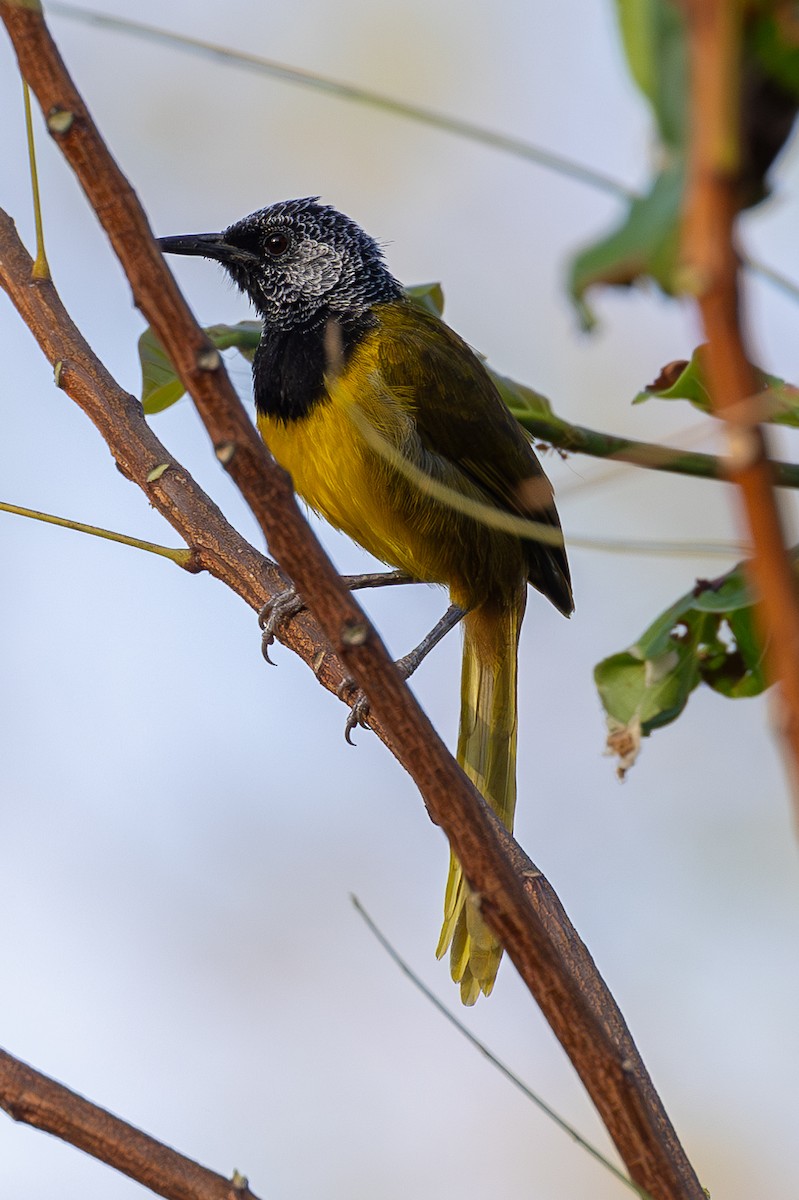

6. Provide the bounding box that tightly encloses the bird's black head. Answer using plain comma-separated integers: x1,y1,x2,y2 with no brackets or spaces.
158,197,402,331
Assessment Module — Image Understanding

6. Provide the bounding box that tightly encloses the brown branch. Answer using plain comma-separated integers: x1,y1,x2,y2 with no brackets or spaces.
680,0,799,809
0,213,703,1200
0,207,354,704
0,0,418,762
1,6,705,1198
0,1047,261,1200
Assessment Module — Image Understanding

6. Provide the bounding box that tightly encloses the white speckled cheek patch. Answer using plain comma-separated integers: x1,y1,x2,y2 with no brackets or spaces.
291,239,343,298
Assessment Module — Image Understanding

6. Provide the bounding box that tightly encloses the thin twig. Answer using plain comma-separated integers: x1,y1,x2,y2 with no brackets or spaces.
46,2,630,199
0,498,194,564
351,896,651,1200
0,1047,262,1200
680,0,799,812
47,2,799,310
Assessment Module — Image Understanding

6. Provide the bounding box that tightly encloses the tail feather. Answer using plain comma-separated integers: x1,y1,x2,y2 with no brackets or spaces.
436,591,525,1004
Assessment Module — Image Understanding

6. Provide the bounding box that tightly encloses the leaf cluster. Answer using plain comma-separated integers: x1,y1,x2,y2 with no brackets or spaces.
595,561,767,775
569,0,799,328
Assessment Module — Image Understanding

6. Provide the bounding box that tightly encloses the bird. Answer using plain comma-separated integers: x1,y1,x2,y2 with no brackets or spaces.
159,198,572,1004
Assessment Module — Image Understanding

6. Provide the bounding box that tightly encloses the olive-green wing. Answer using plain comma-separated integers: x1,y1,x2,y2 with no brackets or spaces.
375,302,573,615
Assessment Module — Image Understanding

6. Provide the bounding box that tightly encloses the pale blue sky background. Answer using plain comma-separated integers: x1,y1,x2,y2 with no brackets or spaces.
2,3,799,1198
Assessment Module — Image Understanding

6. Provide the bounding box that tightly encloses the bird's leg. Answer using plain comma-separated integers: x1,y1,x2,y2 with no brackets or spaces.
258,569,417,663
342,603,467,744
395,603,467,678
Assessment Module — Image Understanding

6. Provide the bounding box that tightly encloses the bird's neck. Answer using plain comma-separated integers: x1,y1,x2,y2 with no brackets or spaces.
253,309,376,423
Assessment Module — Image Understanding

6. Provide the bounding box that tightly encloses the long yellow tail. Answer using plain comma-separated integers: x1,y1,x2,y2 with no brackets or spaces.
436,589,525,1005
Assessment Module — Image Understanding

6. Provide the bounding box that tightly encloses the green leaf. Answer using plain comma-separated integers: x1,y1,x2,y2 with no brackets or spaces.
567,1,688,324
572,3,798,324
204,320,262,362
139,328,186,415
595,640,699,735
634,344,799,425
614,0,688,148
406,282,445,317
632,589,699,660
691,570,753,614
139,320,263,415
723,607,767,696
751,13,799,103
490,371,556,422
595,559,774,774
568,162,685,327
632,344,713,409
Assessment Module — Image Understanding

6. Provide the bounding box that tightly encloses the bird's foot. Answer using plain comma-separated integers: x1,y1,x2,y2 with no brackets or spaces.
338,676,372,746
258,587,305,664
338,604,466,745
258,570,415,665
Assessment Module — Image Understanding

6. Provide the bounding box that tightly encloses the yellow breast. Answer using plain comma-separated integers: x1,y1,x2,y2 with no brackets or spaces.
255,310,529,607
257,356,436,580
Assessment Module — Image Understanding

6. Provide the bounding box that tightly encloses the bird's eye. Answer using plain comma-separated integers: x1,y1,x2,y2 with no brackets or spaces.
264,231,290,257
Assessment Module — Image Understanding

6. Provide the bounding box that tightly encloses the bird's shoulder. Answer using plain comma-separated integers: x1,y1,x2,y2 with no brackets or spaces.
367,299,553,513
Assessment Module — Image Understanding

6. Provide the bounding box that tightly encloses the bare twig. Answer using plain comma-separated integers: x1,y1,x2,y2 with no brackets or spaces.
47,2,799,311
0,0,423,760
46,1,630,199
0,209,348,693
680,0,799,810
22,77,49,279
0,1047,261,1200
351,896,651,1200
0,498,193,563
1,6,705,1197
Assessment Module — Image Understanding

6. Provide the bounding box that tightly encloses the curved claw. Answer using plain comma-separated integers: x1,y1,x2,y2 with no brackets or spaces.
258,587,305,664
337,675,371,744
344,693,372,745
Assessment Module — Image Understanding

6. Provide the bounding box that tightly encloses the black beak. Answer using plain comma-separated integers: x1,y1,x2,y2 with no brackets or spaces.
158,232,259,266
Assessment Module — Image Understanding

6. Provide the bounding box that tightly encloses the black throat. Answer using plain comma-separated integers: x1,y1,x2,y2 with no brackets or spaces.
253,310,376,423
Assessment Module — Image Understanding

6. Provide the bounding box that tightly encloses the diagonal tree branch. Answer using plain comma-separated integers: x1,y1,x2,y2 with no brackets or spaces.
680,0,799,813
0,207,350,702
0,0,423,761
1,5,704,1197
0,1047,262,1200
0,203,702,1200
